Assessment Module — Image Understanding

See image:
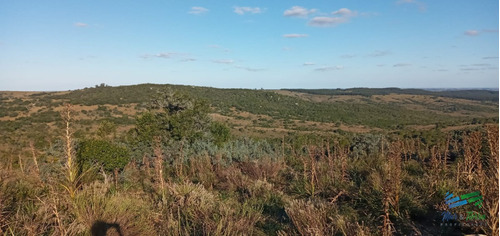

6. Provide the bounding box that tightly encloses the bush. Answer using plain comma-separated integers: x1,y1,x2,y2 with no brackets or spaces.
77,139,130,173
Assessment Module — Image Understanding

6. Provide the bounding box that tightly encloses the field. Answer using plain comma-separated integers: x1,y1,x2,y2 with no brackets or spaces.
0,84,498,235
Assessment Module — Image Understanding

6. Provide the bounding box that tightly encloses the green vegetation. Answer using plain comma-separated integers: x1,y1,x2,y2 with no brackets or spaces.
0,85,498,235
77,139,130,173
20,84,497,130
284,88,499,102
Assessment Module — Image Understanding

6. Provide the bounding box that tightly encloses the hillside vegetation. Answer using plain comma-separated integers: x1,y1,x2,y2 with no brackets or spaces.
283,88,499,102
0,84,498,235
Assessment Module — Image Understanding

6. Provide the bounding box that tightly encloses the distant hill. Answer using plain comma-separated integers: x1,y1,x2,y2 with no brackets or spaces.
282,88,499,102
10,84,493,131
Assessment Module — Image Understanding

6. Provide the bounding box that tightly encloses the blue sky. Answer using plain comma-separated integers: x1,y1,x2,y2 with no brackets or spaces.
0,0,498,91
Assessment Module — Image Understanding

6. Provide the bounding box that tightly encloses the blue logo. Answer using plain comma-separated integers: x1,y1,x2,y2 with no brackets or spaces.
441,191,486,227
444,191,483,209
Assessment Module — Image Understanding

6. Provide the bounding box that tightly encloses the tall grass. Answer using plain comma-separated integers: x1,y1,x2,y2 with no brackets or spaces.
0,121,497,235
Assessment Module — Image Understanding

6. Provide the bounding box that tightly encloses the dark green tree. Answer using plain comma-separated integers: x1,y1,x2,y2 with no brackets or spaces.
132,89,216,151
210,121,231,147
77,139,130,173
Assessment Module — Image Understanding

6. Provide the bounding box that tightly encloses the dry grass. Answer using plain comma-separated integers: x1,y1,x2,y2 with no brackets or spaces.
0,96,497,235
481,125,499,235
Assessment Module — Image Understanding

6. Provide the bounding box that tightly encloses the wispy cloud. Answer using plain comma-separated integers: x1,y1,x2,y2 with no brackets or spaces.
458,64,498,71
341,54,356,59
283,6,317,18
464,29,499,36
309,16,348,27
393,63,412,67
368,50,391,57
483,29,499,33
483,56,499,60
212,59,234,64
283,34,309,38
396,0,426,11
308,8,358,27
315,65,344,71
189,6,209,15
181,58,196,62
471,63,490,67
141,52,179,59
234,6,262,15
460,63,498,71
464,30,480,36
235,65,265,72
303,62,315,66
141,52,196,62
74,22,88,27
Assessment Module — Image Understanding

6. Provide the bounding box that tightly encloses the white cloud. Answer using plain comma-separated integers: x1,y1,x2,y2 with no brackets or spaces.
332,8,357,17
464,30,480,36
213,59,234,64
308,8,357,27
283,34,309,38
189,6,209,15
74,22,88,27
234,6,262,15
315,65,344,71
303,62,315,66
283,6,317,18
308,16,347,27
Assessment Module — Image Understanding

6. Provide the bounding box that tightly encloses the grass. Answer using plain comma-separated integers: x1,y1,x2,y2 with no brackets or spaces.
0,124,498,235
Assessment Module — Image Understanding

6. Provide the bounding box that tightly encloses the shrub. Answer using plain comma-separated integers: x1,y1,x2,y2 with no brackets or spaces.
77,139,130,173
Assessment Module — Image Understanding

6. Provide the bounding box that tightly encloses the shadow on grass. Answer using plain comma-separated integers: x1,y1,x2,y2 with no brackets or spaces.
91,220,123,236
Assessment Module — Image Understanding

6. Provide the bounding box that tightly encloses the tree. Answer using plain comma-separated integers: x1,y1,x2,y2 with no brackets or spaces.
210,121,231,147
77,139,130,173
133,89,212,145
96,120,117,139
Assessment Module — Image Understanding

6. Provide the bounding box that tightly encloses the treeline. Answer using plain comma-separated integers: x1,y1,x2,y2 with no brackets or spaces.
283,88,499,102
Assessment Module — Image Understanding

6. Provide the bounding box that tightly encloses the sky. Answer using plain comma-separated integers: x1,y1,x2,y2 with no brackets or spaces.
0,0,498,91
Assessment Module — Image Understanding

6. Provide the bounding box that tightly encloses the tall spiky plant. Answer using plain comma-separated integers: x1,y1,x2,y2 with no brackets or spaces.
153,136,167,202
388,141,402,215
30,141,40,180
61,104,79,199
